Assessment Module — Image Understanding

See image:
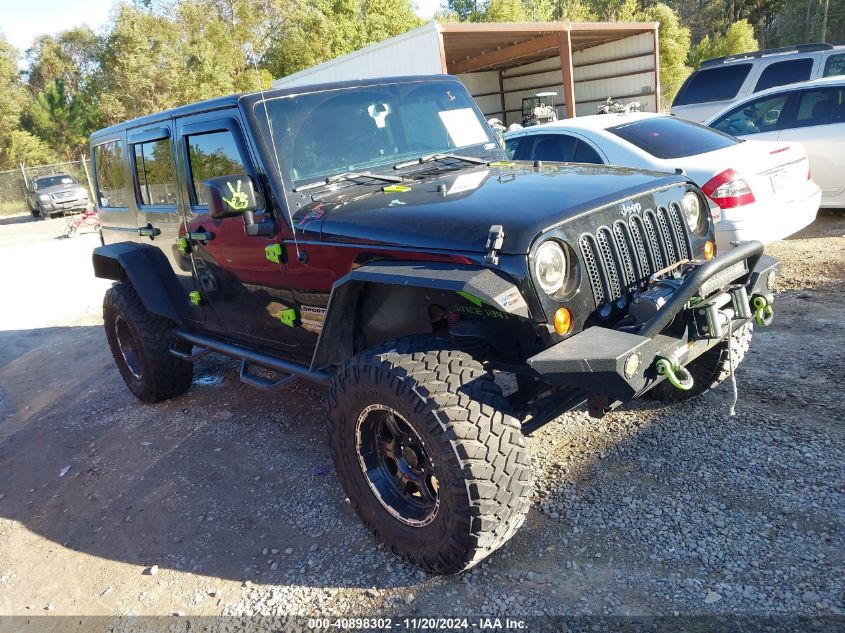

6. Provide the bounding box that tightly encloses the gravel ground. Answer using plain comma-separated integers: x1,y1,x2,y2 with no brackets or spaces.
0,212,842,628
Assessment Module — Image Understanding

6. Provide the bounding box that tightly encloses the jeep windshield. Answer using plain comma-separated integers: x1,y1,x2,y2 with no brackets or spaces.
250,80,499,190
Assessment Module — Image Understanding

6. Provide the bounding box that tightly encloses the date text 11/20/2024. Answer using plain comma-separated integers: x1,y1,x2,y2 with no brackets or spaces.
307,618,527,630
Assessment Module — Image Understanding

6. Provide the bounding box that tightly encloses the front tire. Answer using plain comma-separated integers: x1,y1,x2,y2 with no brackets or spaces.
327,337,532,574
103,283,193,403
649,322,753,402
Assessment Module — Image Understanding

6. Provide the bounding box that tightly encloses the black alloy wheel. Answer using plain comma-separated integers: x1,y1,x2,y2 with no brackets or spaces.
356,404,439,527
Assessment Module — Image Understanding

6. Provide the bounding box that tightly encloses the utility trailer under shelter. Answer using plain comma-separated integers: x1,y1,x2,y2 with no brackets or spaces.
272,21,661,125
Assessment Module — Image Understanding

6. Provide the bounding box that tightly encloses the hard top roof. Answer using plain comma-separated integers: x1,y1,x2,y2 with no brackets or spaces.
89,75,460,143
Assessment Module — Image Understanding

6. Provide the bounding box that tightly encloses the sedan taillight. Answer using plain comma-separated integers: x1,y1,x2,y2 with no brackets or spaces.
702,169,755,209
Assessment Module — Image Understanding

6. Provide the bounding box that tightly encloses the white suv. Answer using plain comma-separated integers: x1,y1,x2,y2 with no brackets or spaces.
671,43,845,123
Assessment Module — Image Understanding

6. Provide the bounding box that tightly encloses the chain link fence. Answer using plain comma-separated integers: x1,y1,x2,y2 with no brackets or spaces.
0,158,94,217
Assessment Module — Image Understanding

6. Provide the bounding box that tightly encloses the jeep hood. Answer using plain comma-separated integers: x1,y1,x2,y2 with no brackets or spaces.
295,164,685,255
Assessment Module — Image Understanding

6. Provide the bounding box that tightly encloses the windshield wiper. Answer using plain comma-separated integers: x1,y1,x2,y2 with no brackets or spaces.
392,153,487,170
294,171,407,192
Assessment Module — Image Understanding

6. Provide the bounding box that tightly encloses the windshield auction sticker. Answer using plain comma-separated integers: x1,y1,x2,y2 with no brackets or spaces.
438,108,489,148
448,170,489,195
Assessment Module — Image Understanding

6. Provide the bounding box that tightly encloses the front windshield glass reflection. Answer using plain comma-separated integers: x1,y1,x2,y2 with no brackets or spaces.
253,81,496,188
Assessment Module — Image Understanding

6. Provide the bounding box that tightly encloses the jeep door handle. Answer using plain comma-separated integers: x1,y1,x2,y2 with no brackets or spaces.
188,231,215,242
138,225,161,238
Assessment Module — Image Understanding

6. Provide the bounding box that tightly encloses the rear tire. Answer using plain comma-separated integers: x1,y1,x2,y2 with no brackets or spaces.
327,337,533,574
103,283,192,403
648,322,753,402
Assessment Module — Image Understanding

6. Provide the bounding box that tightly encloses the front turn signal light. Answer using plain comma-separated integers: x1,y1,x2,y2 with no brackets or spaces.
553,307,573,335
704,240,715,260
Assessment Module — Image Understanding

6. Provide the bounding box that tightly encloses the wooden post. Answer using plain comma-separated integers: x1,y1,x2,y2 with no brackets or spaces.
80,154,94,208
19,162,28,189
498,70,507,123
558,29,576,118
653,26,662,112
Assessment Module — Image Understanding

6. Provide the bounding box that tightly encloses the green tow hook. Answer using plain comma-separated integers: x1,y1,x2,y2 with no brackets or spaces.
752,295,774,327
656,358,694,391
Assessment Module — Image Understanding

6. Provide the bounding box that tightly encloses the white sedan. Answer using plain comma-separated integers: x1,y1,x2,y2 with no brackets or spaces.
504,112,821,251
705,76,845,209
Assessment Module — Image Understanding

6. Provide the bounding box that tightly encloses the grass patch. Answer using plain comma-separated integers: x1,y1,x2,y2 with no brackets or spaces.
0,200,28,218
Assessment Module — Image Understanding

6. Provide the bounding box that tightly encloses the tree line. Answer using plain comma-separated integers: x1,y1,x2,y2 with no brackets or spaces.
1,0,842,171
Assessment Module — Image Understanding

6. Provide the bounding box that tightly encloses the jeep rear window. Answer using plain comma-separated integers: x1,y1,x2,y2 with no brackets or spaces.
609,116,739,159
94,140,128,208
673,64,752,106
133,139,177,206
251,80,495,188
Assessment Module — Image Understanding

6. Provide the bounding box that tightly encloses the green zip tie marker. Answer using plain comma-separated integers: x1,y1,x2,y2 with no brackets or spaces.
177,237,190,255
189,290,203,306
382,184,411,193
265,243,284,264
488,161,515,167
279,307,298,327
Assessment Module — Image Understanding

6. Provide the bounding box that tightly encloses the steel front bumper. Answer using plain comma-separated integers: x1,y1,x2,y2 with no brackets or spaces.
527,241,778,405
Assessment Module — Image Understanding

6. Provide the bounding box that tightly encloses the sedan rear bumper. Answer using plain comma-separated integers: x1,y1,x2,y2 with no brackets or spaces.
714,186,820,250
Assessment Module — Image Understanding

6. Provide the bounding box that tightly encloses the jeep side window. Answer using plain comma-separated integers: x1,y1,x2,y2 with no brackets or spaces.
186,131,246,206
754,59,813,93
823,53,845,77
94,140,128,208
133,138,177,206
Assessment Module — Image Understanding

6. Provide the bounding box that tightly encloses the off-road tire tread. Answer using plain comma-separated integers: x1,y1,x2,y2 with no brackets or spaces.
103,283,192,403
327,337,532,574
649,322,753,402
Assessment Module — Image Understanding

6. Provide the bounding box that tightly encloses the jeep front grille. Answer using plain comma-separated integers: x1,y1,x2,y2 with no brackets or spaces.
579,204,692,309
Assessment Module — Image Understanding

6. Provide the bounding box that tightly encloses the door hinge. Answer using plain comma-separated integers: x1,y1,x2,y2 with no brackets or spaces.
178,231,216,255
279,307,299,327
265,243,286,264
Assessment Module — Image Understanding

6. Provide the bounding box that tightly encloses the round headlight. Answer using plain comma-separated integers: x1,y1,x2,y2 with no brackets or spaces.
681,192,702,232
534,241,566,294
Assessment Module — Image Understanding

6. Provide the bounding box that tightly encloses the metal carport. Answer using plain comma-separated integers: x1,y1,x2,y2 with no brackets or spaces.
272,21,661,125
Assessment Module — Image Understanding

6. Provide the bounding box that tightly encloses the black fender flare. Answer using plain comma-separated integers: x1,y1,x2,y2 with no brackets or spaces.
92,242,187,323
310,261,530,371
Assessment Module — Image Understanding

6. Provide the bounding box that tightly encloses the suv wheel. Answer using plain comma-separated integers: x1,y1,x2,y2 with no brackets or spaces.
327,337,532,574
649,322,753,402
103,283,193,403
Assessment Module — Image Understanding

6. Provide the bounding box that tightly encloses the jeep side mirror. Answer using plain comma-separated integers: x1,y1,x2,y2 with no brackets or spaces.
203,175,258,219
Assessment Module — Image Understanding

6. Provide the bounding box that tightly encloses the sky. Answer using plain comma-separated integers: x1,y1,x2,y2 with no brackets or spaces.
2,0,443,56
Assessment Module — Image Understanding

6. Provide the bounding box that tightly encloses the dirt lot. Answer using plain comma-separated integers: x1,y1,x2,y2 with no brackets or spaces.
0,212,843,625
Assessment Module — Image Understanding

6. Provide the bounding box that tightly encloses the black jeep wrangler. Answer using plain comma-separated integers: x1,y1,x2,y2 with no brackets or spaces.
90,75,777,574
